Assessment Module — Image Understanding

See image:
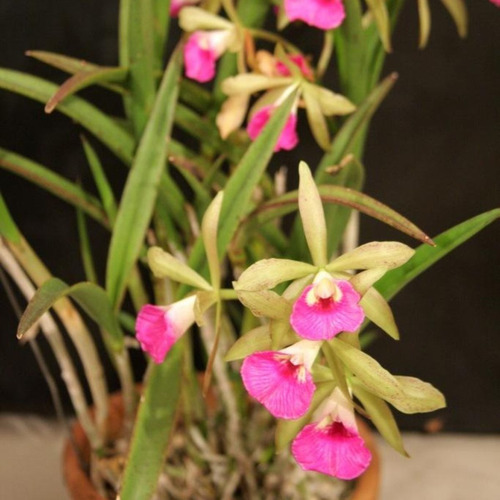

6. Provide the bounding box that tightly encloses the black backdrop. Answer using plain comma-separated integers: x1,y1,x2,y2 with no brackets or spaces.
0,1,498,432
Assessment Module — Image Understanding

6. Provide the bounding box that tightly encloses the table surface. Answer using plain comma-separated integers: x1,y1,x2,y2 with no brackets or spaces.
1,415,499,500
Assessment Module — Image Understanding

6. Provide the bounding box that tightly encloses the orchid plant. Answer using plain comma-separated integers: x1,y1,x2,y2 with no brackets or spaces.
0,0,498,499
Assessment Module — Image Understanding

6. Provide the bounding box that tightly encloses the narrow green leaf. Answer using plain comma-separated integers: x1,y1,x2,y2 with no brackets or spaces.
235,258,317,292
105,50,182,308
224,325,271,362
119,344,183,500
119,0,158,137
26,50,128,94
0,147,108,226
352,382,408,456
201,191,224,288
81,136,118,224
0,69,135,164
76,209,98,284
45,66,128,113
376,209,500,301
326,241,415,272
17,277,124,351
148,247,212,291
331,337,403,400
360,287,399,340
0,192,22,243
152,0,172,73
298,161,328,267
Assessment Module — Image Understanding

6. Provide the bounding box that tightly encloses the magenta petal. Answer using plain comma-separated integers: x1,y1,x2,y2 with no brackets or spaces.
135,305,177,364
284,0,345,30
241,351,315,419
290,280,364,340
292,421,372,480
247,106,299,152
184,32,217,83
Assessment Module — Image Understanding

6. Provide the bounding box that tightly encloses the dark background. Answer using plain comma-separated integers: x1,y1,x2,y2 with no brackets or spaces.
0,1,498,432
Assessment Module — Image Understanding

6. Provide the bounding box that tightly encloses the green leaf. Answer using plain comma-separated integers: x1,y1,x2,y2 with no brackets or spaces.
235,258,317,292
105,50,182,308
0,192,21,243
76,209,98,284
352,382,408,456
119,344,183,500
390,376,446,414
17,277,124,351
152,0,172,73
0,147,108,226
81,136,118,224
326,241,415,272
298,161,328,266
331,337,403,400
224,325,271,361
360,287,399,340
236,290,292,320
148,247,212,291
0,68,135,164
45,66,128,113
201,191,224,288
376,209,500,301
119,0,158,137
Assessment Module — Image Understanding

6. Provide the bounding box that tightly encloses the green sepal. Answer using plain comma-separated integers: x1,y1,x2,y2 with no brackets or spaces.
326,241,415,272
202,191,224,289
148,247,212,291
236,290,292,320
390,376,446,414
235,258,317,292
298,162,328,267
224,325,271,362
360,287,399,340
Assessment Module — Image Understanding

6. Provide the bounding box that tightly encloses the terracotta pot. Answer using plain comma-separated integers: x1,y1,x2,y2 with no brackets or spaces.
63,392,380,500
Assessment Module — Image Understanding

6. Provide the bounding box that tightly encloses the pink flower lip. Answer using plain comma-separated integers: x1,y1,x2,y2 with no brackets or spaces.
290,274,364,340
135,296,196,364
284,0,346,31
184,30,229,83
291,419,371,479
247,105,299,152
276,54,314,80
240,346,317,419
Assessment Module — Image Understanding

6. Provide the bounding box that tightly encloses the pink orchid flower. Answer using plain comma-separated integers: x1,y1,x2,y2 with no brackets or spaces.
290,271,364,340
284,0,346,30
490,0,500,6
170,0,200,17
240,340,321,419
276,54,314,80
184,30,231,83
135,296,197,364
247,105,299,152
292,387,371,479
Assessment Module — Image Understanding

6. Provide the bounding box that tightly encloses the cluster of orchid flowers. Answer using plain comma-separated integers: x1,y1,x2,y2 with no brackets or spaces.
172,0,355,152
135,162,445,480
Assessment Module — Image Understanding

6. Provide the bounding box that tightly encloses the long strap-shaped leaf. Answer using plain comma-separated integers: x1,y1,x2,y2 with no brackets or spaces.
17,277,124,352
376,209,500,301
0,68,135,163
106,49,182,308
